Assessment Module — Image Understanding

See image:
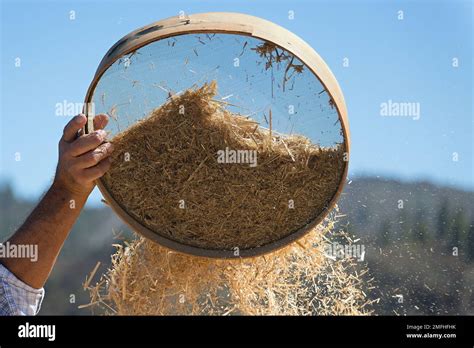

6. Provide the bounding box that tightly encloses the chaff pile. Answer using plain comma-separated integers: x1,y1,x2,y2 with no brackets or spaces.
83,81,369,316
102,81,345,250
84,212,374,315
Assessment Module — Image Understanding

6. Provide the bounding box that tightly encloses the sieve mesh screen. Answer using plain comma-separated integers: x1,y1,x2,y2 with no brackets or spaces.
87,28,348,256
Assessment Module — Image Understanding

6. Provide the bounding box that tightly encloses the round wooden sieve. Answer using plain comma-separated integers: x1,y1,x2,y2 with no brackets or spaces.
83,12,350,258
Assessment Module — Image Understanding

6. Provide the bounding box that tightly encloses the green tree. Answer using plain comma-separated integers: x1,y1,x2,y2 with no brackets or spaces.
450,209,469,255
437,199,450,238
467,222,474,262
377,220,391,247
414,209,428,244
397,208,410,237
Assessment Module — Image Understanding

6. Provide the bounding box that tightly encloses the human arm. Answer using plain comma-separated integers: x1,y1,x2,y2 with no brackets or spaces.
0,114,113,289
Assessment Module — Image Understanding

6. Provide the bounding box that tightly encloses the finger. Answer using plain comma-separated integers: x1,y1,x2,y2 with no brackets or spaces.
69,130,108,157
93,114,110,130
62,114,87,143
74,142,114,169
82,157,112,181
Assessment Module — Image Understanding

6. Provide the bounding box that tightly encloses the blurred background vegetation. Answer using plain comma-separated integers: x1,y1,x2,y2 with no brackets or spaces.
0,176,473,315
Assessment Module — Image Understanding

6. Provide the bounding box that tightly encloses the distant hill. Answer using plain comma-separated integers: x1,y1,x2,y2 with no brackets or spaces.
0,176,473,315
338,177,473,239
338,177,474,315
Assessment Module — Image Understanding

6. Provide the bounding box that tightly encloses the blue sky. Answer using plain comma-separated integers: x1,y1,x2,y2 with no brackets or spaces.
1,0,472,206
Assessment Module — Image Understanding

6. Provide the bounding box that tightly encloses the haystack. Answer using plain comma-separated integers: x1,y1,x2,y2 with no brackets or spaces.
82,82,369,316
102,81,345,250
84,212,374,315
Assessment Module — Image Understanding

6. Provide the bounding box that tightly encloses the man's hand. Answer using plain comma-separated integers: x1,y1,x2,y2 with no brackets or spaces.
0,114,115,290
54,114,114,196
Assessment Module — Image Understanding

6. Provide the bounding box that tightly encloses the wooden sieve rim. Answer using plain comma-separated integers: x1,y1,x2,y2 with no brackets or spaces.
82,12,350,259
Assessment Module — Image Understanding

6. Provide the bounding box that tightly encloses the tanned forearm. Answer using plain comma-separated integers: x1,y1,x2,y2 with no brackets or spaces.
0,114,113,289
1,184,88,288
